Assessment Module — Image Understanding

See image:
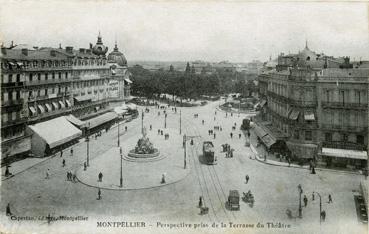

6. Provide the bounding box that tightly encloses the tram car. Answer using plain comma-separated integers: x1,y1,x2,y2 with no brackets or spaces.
202,141,217,165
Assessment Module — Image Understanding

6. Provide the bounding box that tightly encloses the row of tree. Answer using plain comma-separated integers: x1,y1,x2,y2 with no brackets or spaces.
128,63,258,100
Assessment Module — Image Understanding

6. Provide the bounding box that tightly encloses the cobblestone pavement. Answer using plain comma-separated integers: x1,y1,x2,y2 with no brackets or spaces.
0,101,366,234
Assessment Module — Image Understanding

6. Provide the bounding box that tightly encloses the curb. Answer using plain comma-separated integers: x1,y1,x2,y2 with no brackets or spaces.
249,142,363,175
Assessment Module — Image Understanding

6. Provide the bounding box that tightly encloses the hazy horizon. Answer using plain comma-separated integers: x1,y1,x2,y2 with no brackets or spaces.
1,1,368,63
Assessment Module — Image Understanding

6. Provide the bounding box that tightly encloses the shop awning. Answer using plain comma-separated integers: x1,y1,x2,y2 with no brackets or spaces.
74,96,92,102
29,107,37,115
65,100,72,107
289,109,300,120
59,101,65,109
37,105,45,114
45,103,52,112
86,112,118,129
320,148,368,160
124,78,133,84
52,102,59,110
261,134,276,149
65,114,86,128
304,111,315,121
260,99,267,107
28,116,82,149
253,124,268,139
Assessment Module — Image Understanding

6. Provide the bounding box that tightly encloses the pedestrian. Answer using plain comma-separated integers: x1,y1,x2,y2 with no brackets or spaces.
202,120,204,125
125,126,127,131
311,167,316,174
161,130,163,135
213,133,216,139
328,194,332,203
70,148,73,156
303,195,308,207
6,203,12,216
220,127,222,131
230,133,233,138
150,125,152,130
97,188,101,200
198,196,203,208
45,169,50,179
62,159,66,167
5,166,11,177
161,174,166,184
245,175,249,184
321,210,326,221
312,192,315,201
239,133,241,139
67,172,70,181
84,162,87,171
98,172,103,182
60,150,63,157
231,113,233,117
226,112,228,117
72,174,77,183
158,129,160,135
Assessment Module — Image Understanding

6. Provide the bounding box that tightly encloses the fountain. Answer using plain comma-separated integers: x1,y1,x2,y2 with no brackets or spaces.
127,127,160,159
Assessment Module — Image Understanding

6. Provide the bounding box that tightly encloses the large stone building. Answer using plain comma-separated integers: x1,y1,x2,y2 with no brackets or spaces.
257,43,368,169
1,33,132,162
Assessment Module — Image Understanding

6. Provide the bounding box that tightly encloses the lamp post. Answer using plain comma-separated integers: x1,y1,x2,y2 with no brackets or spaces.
298,184,303,218
183,134,187,169
120,151,123,187
164,113,167,129
117,118,120,147
179,109,182,135
314,192,322,225
86,136,90,167
141,109,144,134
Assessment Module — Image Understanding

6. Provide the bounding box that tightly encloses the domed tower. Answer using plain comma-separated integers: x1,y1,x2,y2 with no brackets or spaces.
108,41,127,66
92,31,108,56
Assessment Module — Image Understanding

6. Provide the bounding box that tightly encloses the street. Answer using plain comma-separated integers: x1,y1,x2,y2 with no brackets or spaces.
1,101,366,234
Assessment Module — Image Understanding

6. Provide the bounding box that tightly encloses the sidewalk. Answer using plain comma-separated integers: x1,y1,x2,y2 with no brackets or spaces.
247,129,364,176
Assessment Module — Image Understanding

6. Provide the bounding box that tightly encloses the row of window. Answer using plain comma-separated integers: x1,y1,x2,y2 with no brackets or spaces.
2,111,21,123
324,89,366,104
1,125,23,140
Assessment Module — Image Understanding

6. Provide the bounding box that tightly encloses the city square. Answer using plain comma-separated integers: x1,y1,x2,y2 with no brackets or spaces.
0,1,368,234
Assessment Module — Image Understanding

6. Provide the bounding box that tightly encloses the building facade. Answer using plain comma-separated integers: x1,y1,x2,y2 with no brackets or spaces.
256,43,368,168
1,33,132,163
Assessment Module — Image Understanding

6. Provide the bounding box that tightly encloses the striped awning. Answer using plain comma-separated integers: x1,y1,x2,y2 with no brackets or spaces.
52,102,59,110
65,100,72,107
289,109,300,120
59,101,65,109
37,105,45,114
45,103,52,112
29,106,37,115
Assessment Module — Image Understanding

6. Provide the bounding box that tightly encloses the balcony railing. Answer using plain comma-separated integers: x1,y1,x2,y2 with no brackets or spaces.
24,79,72,86
321,124,367,132
1,99,24,107
321,101,367,109
1,117,27,128
1,82,24,89
322,141,367,151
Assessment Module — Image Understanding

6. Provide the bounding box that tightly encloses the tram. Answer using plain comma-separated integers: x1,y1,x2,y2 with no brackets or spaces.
202,141,216,165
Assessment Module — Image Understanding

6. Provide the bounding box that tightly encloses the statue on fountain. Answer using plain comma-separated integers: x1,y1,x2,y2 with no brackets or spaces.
134,127,155,154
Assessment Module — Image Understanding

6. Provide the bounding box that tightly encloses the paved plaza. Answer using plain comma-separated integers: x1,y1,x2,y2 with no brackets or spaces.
1,101,367,234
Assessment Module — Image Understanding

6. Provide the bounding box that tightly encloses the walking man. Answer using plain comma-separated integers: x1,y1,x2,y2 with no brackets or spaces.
328,194,332,203
45,169,50,179
230,133,233,138
62,159,66,167
97,188,101,200
84,162,87,171
312,192,315,201
245,175,249,184
213,133,216,139
70,148,73,156
198,196,203,208
303,195,308,207
6,203,12,216
239,133,241,139
98,172,103,182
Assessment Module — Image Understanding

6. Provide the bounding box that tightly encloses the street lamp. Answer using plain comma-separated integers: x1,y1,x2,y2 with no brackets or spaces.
141,109,144,134
117,118,120,147
313,192,322,225
183,134,187,169
179,109,182,135
298,184,303,218
86,136,90,167
164,113,167,129
120,151,123,187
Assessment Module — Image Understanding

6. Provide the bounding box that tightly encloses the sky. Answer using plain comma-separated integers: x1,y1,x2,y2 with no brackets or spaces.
0,1,368,63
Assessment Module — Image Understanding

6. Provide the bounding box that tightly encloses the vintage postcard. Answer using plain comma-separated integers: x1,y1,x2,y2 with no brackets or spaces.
0,1,368,234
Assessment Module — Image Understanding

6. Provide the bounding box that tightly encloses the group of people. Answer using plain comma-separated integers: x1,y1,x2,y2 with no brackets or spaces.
67,171,77,182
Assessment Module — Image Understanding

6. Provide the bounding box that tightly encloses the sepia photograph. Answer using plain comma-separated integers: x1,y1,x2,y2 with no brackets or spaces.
0,1,368,234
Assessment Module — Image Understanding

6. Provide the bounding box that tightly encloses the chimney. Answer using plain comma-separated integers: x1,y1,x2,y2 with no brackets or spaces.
89,43,93,49
79,48,85,53
65,46,73,54
21,48,28,56
50,50,56,57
